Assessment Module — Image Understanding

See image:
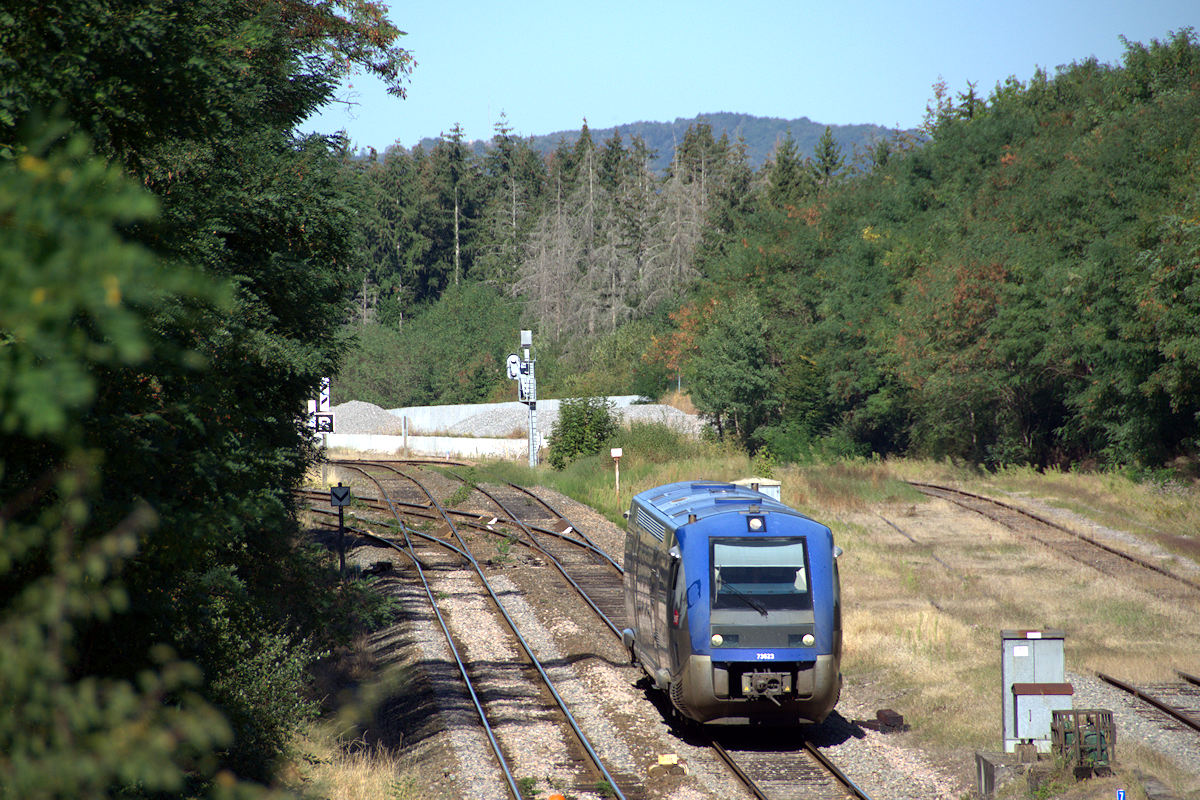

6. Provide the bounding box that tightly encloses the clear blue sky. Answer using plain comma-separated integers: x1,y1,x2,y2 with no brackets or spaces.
302,0,1198,151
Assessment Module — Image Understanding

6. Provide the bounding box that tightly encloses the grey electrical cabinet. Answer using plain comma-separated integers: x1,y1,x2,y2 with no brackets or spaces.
1001,630,1072,753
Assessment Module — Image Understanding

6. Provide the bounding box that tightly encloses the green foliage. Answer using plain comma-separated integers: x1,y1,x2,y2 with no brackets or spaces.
612,421,703,463
516,776,538,799
1,0,411,794
554,318,672,399
337,282,521,407
683,28,1200,469
548,397,619,470
0,131,232,799
685,294,780,446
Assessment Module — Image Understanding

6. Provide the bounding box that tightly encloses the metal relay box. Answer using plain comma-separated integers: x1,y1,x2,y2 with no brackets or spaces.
1001,630,1072,753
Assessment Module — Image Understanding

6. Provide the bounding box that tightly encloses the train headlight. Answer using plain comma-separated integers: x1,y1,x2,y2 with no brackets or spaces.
747,515,765,532
802,633,815,647
711,634,724,647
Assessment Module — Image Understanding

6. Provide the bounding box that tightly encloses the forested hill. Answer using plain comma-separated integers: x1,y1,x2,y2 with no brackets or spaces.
416,111,902,172
346,30,1200,473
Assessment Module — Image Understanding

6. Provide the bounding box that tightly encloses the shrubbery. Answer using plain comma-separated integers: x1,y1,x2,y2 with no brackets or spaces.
548,398,618,469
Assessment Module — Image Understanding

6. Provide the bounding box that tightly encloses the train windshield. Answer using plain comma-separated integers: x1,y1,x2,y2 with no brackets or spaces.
712,537,809,612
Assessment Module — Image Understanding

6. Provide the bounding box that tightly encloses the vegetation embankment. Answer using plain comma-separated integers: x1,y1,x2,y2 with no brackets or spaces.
2,1,409,797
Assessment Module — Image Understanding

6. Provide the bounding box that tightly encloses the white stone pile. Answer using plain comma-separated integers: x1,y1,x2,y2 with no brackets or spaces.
331,400,406,435
332,399,703,438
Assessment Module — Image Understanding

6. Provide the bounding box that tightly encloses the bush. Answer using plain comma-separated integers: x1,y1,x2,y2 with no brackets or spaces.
548,398,618,470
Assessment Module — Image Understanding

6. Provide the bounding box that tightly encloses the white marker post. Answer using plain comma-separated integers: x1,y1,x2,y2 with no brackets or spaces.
611,447,623,498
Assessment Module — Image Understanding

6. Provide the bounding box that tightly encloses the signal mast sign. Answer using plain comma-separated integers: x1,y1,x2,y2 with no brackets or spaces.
308,377,333,432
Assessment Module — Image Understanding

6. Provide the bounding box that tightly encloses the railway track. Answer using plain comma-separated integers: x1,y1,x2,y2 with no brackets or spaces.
1097,672,1200,736
304,460,876,800
909,482,1200,602
329,461,639,800
709,732,872,799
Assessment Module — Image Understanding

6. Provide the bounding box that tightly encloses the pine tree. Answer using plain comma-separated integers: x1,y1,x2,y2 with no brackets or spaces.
764,130,814,206
810,125,846,188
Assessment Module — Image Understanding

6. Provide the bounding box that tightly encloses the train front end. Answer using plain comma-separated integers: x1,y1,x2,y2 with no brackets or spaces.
669,488,842,724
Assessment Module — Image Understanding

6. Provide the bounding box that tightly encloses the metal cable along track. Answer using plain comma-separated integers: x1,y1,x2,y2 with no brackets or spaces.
347,462,632,800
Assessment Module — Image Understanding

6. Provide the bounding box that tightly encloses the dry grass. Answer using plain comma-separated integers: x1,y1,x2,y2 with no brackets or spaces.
286,732,418,800
657,388,697,415
814,459,1200,797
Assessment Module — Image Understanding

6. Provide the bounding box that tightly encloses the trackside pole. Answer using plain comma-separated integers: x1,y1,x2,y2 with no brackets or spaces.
509,330,538,468
330,481,351,579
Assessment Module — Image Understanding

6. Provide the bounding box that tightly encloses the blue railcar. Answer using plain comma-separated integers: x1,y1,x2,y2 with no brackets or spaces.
621,480,842,725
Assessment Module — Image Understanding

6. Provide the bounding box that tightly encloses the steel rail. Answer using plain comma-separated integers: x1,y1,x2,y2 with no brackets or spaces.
1179,671,1200,688
332,464,615,562
449,473,623,638
503,481,617,569
306,506,469,560
303,485,607,562
1097,672,1200,735
361,462,630,800
327,456,473,467
449,477,867,800
318,468,523,800
467,474,871,800
909,482,1200,594
802,740,876,799
707,739,771,800
325,465,865,800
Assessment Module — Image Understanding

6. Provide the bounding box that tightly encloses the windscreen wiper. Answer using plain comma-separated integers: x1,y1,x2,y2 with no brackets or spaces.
721,583,768,617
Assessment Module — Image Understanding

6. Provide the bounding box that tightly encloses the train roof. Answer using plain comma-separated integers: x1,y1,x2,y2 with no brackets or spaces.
632,480,818,527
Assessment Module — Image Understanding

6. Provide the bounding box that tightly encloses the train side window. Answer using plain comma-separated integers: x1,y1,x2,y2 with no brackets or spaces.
669,560,686,625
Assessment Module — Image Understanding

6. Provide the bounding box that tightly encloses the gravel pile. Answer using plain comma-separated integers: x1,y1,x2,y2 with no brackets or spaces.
334,399,704,439
331,400,405,434
448,403,702,438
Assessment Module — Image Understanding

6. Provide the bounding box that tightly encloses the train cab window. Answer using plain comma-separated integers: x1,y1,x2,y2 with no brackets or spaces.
711,538,810,612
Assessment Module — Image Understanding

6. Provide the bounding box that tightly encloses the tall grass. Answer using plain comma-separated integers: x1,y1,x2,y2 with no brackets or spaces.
289,734,417,800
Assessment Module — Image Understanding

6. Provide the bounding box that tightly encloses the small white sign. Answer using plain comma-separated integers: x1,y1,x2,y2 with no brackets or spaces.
611,448,623,458
506,353,521,380
1013,645,1029,657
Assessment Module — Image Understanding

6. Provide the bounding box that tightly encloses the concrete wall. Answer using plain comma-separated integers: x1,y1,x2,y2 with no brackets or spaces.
322,433,529,460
